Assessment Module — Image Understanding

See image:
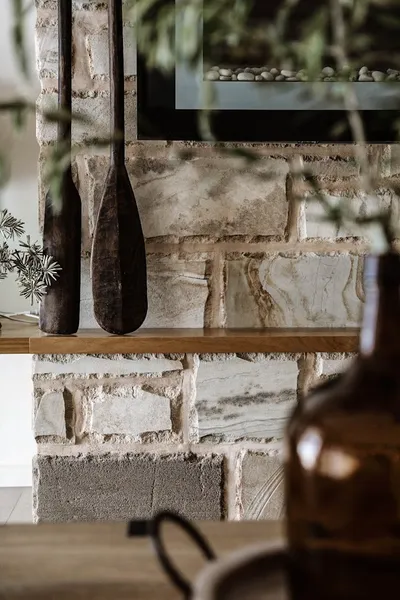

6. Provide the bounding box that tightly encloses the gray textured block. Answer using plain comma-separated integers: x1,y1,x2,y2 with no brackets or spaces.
33,454,224,522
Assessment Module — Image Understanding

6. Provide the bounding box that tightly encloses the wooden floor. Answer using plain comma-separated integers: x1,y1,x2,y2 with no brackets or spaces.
0,488,32,524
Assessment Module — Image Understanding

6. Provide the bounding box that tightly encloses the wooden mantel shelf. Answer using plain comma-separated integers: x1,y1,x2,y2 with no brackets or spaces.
0,319,360,355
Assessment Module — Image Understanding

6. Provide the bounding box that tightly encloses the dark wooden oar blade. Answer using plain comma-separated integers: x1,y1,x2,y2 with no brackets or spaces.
91,0,147,334
92,165,148,334
40,172,81,334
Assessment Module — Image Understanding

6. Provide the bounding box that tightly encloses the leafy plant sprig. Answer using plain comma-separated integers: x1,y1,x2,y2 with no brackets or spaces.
0,209,61,303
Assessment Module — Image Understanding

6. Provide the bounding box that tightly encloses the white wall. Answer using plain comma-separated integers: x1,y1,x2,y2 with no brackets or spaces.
0,3,39,486
0,355,35,486
0,0,40,314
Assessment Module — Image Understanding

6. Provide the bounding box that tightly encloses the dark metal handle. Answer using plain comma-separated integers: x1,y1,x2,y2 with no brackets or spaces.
128,511,216,599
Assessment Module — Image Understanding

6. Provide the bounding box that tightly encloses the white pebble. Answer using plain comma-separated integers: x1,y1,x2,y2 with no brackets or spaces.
322,66,335,77
205,71,219,81
232,74,237,81
270,68,279,75
387,68,400,75
261,71,274,81
275,75,285,81
286,77,298,81
219,68,233,77
387,74,397,81
244,67,253,73
359,66,369,75
211,66,220,72
372,71,385,82
238,72,255,81
219,76,232,81
255,75,263,81
359,74,373,82
281,70,296,78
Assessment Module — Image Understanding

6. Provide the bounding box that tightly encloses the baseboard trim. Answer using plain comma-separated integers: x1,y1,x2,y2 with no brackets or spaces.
0,465,32,487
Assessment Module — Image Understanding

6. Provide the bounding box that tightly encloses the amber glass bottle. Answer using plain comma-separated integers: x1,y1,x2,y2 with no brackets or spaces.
285,253,400,600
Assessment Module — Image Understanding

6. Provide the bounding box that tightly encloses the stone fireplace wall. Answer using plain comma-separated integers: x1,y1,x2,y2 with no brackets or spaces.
32,352,353,521
34,0,396,522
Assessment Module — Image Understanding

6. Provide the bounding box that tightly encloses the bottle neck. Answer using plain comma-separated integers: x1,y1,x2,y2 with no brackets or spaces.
360,253,400,360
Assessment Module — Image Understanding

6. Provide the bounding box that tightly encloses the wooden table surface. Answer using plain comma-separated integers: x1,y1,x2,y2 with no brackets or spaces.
0,319,359,354
0,521,284,599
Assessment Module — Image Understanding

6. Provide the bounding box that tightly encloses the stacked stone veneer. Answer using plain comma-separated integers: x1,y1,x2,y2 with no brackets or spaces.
33,352,354,522
34,1,398,521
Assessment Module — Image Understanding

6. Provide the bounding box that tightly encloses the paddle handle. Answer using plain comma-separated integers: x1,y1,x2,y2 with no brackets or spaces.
58,0,72,145
39,0,81,335
109,0,125,166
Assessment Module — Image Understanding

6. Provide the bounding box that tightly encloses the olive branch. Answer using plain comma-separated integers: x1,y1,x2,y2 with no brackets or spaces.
0,209,61,303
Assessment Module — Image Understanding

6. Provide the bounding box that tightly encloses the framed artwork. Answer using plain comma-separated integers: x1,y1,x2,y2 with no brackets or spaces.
137,0,400,142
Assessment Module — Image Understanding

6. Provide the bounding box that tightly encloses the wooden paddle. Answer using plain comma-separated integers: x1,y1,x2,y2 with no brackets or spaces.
91,0,148,335
39,0,81,335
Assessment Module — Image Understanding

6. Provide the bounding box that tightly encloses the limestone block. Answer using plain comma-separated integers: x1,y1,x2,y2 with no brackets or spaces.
240,452,285,520
34,391,66,439
86,26,136,78
33,354,182,376
225,253,363,328
84,155,289,240
90,390,172,437
36,26,58,78
194,356,298,442
143,255,210,328
36,92,136,144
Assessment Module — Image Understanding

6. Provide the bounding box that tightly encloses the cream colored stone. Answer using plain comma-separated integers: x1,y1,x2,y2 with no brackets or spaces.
34,355,182,376
86,26,136,78
195,357,297,441
80,259,98,329
322,356,354,376
240,453,285,520
73,1,106,7
36,26,58,78
37,93,136,144
90,390,171,437
305,158,359,179
85,155,289,240
78,253,209,330
143,255,209,328
305,193,395,238
34,391,66,438
225,253,363,328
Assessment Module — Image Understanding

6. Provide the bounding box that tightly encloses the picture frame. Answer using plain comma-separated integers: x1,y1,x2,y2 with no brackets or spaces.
137,0,400,143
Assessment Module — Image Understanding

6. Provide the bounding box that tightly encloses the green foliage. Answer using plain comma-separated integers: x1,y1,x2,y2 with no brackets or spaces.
0,209,61,303
11,0,32,79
